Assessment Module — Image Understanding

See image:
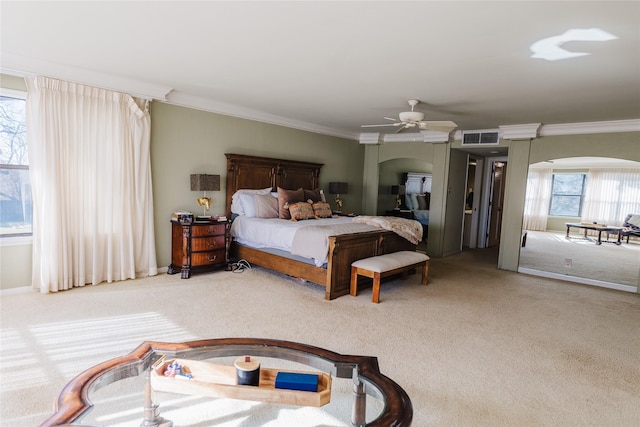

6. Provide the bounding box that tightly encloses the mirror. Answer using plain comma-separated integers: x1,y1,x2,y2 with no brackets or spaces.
519,157,640,291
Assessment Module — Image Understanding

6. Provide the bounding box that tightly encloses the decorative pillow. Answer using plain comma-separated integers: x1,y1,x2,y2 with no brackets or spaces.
304,188,323,203
231,187,272,215
254,194,279,218
288,201,316,221
277,187,305,219
312,201,332,218
416,194,428,210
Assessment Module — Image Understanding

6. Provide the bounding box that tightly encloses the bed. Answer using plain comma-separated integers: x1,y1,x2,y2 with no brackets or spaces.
225,153,417,300
402,172,431,239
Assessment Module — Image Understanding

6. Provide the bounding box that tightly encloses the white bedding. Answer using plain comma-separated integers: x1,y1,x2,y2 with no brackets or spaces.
231,216,377,266
413,210,430,225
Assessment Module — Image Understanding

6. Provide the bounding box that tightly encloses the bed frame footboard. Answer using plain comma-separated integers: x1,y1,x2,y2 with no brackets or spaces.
232,230,415,300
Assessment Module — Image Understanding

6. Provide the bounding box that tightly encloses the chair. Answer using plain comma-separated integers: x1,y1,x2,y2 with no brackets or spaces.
621,214,640,243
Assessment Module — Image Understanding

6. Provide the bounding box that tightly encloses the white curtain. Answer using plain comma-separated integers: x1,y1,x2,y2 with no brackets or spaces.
26,77,157,293
523,168,552,230
582,168,640,226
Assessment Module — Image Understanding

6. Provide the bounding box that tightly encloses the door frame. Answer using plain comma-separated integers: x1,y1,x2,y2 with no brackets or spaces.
478,156,508,248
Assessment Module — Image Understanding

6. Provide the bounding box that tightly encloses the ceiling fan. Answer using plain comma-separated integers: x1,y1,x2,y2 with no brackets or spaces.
362,99,457,133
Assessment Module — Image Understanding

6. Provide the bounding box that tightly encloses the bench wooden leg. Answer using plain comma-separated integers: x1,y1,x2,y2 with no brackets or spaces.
372,272,381,303
422,261,429,285
350,267,359,297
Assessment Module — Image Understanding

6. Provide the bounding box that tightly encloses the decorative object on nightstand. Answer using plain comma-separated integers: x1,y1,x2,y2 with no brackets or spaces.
167,218,230,278
190,174,220,219
391,185,405,210
328,182,348,213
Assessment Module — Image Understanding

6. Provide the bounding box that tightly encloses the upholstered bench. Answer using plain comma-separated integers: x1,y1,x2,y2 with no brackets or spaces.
350,251,429,303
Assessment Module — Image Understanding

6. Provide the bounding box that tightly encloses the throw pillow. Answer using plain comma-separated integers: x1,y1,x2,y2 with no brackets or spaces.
254,194,279,218
416,194,427,210
304,188,323,203
312,201,332,218
288,201,316,221
277,187,305,219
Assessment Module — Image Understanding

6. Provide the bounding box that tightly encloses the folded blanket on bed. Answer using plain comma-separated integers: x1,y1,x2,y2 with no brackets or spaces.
291,222,379,266
353,216,423,245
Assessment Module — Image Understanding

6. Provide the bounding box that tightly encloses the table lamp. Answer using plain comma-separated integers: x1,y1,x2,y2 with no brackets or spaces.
329,182,348,213
391,185,405,210
190,174,220,219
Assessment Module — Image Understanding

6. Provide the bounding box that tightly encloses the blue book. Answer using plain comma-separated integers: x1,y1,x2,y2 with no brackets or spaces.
275,371,319,392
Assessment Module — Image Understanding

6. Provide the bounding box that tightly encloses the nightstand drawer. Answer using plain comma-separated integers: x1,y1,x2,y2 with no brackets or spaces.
191,235,226,251
191,249,226,267
192,223,226,236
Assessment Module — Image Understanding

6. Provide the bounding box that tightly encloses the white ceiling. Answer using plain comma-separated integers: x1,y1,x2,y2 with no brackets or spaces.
2,1,639,141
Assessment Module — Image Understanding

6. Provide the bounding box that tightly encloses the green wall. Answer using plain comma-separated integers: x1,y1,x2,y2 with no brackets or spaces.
0,75,362,290
150,102,363,269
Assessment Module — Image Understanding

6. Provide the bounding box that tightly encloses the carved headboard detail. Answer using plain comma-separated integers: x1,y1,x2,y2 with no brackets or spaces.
225,153,323,218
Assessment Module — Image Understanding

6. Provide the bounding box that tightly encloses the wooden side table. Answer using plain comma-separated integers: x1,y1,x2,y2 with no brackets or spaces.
168,219,230,278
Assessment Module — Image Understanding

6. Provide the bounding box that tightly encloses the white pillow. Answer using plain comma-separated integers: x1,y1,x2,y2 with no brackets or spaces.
239,194,258,217
231,187,272,215
405,194,414,210
410,193,419,211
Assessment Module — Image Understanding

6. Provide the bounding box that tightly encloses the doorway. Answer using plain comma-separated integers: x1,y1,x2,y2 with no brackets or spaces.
477,157,508,249
487,160,507,247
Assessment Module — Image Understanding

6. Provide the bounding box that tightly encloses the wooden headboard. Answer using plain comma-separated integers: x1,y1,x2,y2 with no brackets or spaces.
225,153,323,218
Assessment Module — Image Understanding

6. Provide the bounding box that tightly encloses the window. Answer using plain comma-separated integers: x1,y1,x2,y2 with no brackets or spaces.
548,173,586,217
0,90,31,237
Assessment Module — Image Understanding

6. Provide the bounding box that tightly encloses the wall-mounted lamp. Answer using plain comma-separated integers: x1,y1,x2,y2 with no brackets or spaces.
391,185,405,210
190,174,220,218
328,182,348,213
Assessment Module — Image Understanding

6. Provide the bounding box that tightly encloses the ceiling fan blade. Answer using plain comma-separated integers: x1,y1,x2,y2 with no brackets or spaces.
383,117,398,122
419,120,458,132
362,121,406,128
395,125,408,134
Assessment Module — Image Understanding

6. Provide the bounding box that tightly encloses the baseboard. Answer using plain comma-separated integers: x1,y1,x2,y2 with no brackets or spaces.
1,267,169,297
0,286,35,297
518,267,638,293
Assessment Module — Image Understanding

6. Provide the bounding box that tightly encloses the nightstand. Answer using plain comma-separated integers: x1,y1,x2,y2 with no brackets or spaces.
168,219,230,278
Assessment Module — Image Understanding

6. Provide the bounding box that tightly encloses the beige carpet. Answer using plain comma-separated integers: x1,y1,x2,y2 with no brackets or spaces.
519,230,640,287
1,249,640,426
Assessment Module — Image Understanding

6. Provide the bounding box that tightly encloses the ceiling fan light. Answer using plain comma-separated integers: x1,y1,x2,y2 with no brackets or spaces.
399,111,424,122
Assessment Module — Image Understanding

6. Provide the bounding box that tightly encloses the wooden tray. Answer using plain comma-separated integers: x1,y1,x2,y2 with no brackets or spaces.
150,358,332,407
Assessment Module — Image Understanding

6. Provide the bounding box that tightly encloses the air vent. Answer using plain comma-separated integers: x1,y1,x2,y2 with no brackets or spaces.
462,131,500,145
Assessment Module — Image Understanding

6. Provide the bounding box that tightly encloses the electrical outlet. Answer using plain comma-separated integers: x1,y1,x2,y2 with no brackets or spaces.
564,258,573,268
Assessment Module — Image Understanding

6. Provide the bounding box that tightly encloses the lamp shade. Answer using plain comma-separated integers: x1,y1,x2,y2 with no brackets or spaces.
190,174,220,192
391,185,406,195
329,182,348,194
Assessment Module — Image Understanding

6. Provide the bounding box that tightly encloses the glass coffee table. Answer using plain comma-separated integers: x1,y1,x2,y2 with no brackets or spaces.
40,338,412,426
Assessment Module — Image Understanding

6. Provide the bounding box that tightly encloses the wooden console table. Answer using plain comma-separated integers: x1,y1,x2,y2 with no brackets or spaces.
40,338,412,427
565,223,623,245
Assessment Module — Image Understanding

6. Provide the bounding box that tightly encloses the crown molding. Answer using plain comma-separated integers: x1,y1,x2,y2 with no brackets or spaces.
166,92,358,141
359,133,384,144
539,119,640,136
1,53,173,101
359,130,452,144
499,123,542,140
